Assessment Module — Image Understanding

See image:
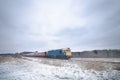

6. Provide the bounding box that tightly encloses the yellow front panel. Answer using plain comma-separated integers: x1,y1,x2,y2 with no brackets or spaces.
66,51,72,57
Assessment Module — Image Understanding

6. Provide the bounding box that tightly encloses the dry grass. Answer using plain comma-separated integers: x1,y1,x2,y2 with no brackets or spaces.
0,56,26,64
70,58,120,71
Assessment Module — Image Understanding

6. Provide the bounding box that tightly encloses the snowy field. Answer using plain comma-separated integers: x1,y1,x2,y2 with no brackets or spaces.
0,57,120,80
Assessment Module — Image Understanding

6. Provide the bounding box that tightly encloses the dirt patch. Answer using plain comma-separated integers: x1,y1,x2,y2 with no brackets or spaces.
81,62,110,71
70,60,120,71
40,58,64,66
111,64,120,70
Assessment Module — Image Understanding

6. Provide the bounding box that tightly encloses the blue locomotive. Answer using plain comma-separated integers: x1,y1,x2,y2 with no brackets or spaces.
46,48,72,59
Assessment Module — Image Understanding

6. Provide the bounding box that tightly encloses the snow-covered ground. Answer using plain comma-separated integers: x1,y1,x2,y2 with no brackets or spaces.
0,57,120,80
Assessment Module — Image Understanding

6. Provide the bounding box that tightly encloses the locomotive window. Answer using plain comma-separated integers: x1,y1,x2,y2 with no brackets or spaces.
60,51,62,53
67,49,70,51
62,50,65,53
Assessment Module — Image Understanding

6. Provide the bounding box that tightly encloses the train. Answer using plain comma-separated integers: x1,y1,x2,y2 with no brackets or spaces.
23,48,72,59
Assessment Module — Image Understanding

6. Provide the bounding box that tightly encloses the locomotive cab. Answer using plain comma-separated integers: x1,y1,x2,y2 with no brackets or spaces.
46,48,72,59
62,48,72,58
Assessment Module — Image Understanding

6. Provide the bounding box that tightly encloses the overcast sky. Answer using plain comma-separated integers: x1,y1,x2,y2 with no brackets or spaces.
0,0,120,53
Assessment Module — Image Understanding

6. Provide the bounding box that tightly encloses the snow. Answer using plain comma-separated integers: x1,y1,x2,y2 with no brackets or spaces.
0,57,120,80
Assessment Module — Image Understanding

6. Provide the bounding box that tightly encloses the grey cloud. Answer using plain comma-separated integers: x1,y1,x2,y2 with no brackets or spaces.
57,0,120,50
0,0,32,53
0,0,120,53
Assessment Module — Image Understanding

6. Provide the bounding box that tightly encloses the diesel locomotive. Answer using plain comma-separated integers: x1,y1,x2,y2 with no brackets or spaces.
46,48,72,59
